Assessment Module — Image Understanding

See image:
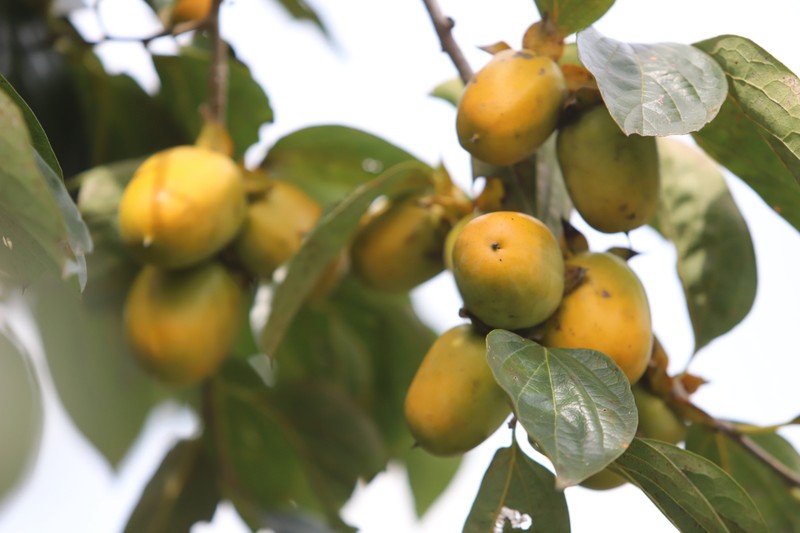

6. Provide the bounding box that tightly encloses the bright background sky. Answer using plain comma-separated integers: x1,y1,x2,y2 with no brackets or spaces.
1,0,799,532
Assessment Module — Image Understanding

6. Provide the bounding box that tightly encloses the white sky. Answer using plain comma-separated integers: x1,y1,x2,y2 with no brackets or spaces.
1,0,799,532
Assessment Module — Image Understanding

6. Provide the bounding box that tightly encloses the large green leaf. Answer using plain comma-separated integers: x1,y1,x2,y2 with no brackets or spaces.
209,360,386,529
259,161,434,359
577,27,727,136
613,438,767,533
0,328,43,502
124,439,219,533
655,138,756,354
261,125,425,207
153,49,273,160
403,446,461,518
29,275,165,467
486,330,637,488
686,425,800,532
534,0,614,36
0,89,84,288
693,35,800,231
463,441,570,533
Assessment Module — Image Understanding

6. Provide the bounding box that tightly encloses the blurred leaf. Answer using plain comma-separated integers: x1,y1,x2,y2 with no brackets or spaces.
153,49,273,160
273,0,329,37
0,72,61,179
693,35,800,231
258,511,338,533
535,135,573,238
124,439,219,533
654,138,756,354
403,446,461,518
534,0,614,36
66,48,186,166
210,360,386,528
486,330,637,488
686,425,800,532
261,125,425,207
0,89,82,288
29,275,165,467
613,438,767,532
463,441,570,533
0,327,43,501
577,27,727,136
259,161,434,359
430,77,464,107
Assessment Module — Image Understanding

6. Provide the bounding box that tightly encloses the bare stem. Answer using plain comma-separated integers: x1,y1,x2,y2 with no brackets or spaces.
82,18,210,46
420,0,474,84
206,0,228,126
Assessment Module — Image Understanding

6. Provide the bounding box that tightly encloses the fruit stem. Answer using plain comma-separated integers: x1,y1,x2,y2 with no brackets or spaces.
420,0,474,84
206,0,228,126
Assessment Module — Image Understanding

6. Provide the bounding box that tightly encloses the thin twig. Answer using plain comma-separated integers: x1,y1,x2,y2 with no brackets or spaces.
206,0,228,125
82,19,210,46
420,0,474,84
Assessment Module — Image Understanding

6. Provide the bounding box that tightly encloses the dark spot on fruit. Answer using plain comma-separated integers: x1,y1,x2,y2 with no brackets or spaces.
626,212,636,220
601,290,611,298
515,51,534,60
539,68,546,75
618,203,629,212
491,242,501,251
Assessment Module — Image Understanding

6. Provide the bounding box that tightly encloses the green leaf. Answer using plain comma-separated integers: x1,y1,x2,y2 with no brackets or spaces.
577,27,728,136
685,425,800,532
403,446,461,518
259,161,434,359
463,441,570,533
153,49,273,160
124,439,219,533
261,125,425,207
0,72,62,179
274,0,329,37
693,35,800,231
0,328,43,502
534,0,614,36
0,89,82,288
430,77,464,108
613,438,768,533
485,330,637,488
210,360,387,528
29,275,165,467
654,138,756,354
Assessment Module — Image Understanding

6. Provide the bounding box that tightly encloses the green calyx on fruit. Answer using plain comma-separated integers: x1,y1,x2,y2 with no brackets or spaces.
123,262,244,386
452,210,565,331
556,104,660,234
404,324,510,456
541,251,653,384
456,49,567,166
118,145,247,270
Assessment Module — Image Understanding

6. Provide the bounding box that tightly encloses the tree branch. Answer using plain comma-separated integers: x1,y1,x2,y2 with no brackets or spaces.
206,0,229,125
420,0,474,84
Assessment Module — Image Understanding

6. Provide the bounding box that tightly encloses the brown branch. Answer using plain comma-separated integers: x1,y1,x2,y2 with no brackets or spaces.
205,0,229,125
420,0,474,84
81,18,211,46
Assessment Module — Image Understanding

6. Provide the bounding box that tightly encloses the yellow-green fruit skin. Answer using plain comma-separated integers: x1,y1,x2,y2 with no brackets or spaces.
443,212,478,271
456,49,566,166
118,146,246,270
580,469,627,490
541,252,653,383
632,384,686,444
556,105,659,233
404,325,510,456
350,199,449,292
124,262,243,386
233,180,322,280
452,211,564,330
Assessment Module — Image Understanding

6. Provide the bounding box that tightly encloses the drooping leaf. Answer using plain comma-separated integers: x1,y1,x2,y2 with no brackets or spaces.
259,161,434,359
274,0,329,37
463,441,570,533
613,438,767,533
685,425,800,532
29,275,166,467
534,0,614,37
0,89,82,288
0,327,43,502
403,446,461,518
486,330,637,488
654,138,756,354
261,125,425,207
693,35,800,231
430,77,464,108
577,27,728,136
153,49,273,160
209,360,387,529
124,439,219,533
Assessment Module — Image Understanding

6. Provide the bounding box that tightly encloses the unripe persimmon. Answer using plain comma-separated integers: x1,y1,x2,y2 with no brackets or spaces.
452,211,564,330
404,325,510,456
541,252,653,383
169,0,212,24
456,49,566,166
123,262,243,386
233,179,322,281
556,104,660,233
118,146,246,270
